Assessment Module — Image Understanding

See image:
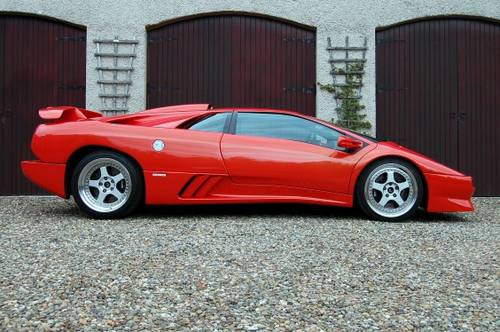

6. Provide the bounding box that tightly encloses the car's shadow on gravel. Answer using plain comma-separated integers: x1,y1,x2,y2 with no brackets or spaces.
38,198,471,223
410,210,471,223
136,203,471,223
140,203,363,219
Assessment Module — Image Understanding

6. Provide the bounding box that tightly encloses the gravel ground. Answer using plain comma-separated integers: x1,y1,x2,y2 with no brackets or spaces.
0,197,498,331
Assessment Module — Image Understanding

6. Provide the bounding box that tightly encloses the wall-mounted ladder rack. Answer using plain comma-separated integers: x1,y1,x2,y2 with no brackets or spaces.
94,37,138,115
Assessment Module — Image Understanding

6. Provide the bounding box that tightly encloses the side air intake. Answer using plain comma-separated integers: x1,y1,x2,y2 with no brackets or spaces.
178,175,223,198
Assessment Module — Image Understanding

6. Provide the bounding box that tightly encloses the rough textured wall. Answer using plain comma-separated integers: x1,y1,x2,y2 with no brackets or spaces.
1,0,499,134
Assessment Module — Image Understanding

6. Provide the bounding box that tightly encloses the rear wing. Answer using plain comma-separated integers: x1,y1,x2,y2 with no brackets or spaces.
141,103,211,114
39,106,102,123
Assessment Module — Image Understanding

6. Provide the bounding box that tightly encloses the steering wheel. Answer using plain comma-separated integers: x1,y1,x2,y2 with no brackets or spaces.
306,133,317,145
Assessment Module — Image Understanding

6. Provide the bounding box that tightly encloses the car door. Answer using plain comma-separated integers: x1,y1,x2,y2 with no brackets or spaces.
151,112,232,174
220,112,366,194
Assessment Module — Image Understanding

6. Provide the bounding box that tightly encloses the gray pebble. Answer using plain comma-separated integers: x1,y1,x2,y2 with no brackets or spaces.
0,196,498,330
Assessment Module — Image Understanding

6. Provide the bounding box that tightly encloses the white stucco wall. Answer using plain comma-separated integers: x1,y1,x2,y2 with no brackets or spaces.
1,0,499,134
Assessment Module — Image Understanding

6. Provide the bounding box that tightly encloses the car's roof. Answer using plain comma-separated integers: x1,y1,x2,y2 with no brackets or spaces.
211,107,323,123
213,107,304,116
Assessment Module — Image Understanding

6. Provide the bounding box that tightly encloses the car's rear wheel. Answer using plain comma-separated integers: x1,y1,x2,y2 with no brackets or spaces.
356,159,423,221
71,151,143,218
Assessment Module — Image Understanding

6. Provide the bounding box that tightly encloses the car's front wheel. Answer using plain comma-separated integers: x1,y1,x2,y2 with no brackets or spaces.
356,159,423,221
71,151,143,218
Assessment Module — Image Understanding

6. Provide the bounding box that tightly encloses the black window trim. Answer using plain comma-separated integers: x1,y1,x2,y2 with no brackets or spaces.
227,111,237,134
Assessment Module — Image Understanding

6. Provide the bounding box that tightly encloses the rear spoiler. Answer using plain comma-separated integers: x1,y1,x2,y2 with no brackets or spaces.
141,104,211,114
39,106,102,123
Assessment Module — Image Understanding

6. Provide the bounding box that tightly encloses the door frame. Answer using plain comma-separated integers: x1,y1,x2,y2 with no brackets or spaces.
146,11,316,32
0,11,86,29
376,14,500,32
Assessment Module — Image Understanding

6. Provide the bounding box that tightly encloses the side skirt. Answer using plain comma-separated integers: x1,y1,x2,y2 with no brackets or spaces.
144,171,353,207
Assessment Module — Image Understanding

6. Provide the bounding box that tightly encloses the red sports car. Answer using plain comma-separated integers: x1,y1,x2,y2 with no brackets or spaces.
21,104,474,221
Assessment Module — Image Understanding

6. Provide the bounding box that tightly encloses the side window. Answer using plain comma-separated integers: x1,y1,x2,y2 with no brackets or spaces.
189,113,229,133
235,112,343,150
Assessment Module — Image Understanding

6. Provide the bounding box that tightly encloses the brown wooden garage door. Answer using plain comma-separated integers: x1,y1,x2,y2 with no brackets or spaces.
0,15,86,195
147,14,316,115
376,18,500,196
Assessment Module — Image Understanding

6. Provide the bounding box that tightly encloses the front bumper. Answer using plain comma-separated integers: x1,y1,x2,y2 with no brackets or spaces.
425,173,474,213
21,161,67,198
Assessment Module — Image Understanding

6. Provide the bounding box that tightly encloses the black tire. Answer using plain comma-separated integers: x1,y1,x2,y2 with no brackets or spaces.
356,158,423,222
71,150,143,219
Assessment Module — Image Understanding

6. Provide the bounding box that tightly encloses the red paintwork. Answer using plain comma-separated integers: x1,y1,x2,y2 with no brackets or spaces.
337,136,364,150
21,161,66,197
21,104,474,213
39,106,102,123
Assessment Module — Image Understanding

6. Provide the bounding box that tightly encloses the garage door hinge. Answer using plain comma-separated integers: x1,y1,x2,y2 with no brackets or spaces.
147,84,180,92
148,36,178,43
57,85,85,90
57,36,86,42
283,86,316,94
376,36,405,45
376,85,407,93
283,37,315,44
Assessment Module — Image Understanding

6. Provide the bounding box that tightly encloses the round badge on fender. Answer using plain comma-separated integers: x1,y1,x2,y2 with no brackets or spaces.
152,139,165,152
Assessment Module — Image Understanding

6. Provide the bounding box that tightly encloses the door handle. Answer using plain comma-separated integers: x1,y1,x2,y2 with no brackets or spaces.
0,108,13,127
0,108,13,117
459,112,467,120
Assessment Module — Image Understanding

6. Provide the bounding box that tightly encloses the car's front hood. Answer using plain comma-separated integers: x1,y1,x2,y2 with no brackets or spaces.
377,141,466,177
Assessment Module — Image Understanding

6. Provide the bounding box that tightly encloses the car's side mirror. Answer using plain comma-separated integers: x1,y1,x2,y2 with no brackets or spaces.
337,136,363,151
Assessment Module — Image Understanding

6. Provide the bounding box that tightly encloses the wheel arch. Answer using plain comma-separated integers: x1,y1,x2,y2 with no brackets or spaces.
352,155,429,209
64,145,145,198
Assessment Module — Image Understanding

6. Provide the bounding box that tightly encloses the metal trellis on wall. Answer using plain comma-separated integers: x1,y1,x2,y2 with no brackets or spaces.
326,36,368,128
94,37,137,115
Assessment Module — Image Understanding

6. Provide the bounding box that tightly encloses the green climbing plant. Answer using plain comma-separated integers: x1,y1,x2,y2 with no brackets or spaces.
319,62,372,132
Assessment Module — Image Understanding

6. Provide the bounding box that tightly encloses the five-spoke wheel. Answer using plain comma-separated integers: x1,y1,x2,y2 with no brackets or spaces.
71,151,143,218
357,159,423,221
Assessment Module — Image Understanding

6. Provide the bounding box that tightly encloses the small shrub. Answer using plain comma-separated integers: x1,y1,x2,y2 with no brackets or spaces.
319,62,372,132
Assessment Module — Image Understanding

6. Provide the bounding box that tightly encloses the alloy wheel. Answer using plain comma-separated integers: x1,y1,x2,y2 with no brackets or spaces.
364,163,418,218
77,158,132,213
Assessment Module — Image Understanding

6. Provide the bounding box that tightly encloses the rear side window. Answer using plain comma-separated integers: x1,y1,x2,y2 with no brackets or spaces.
189,113,230,132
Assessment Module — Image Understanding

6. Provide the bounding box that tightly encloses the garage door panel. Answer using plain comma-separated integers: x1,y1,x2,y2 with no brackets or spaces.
0,19,4,110
0,15,85,195
377,25,410,147
457,20,500,196
377,20,459,170
147,14,316,115
377,18,499,196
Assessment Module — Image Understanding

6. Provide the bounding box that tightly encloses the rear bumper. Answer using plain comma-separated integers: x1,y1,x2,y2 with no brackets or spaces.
425,173,474,212
21,161,67,198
